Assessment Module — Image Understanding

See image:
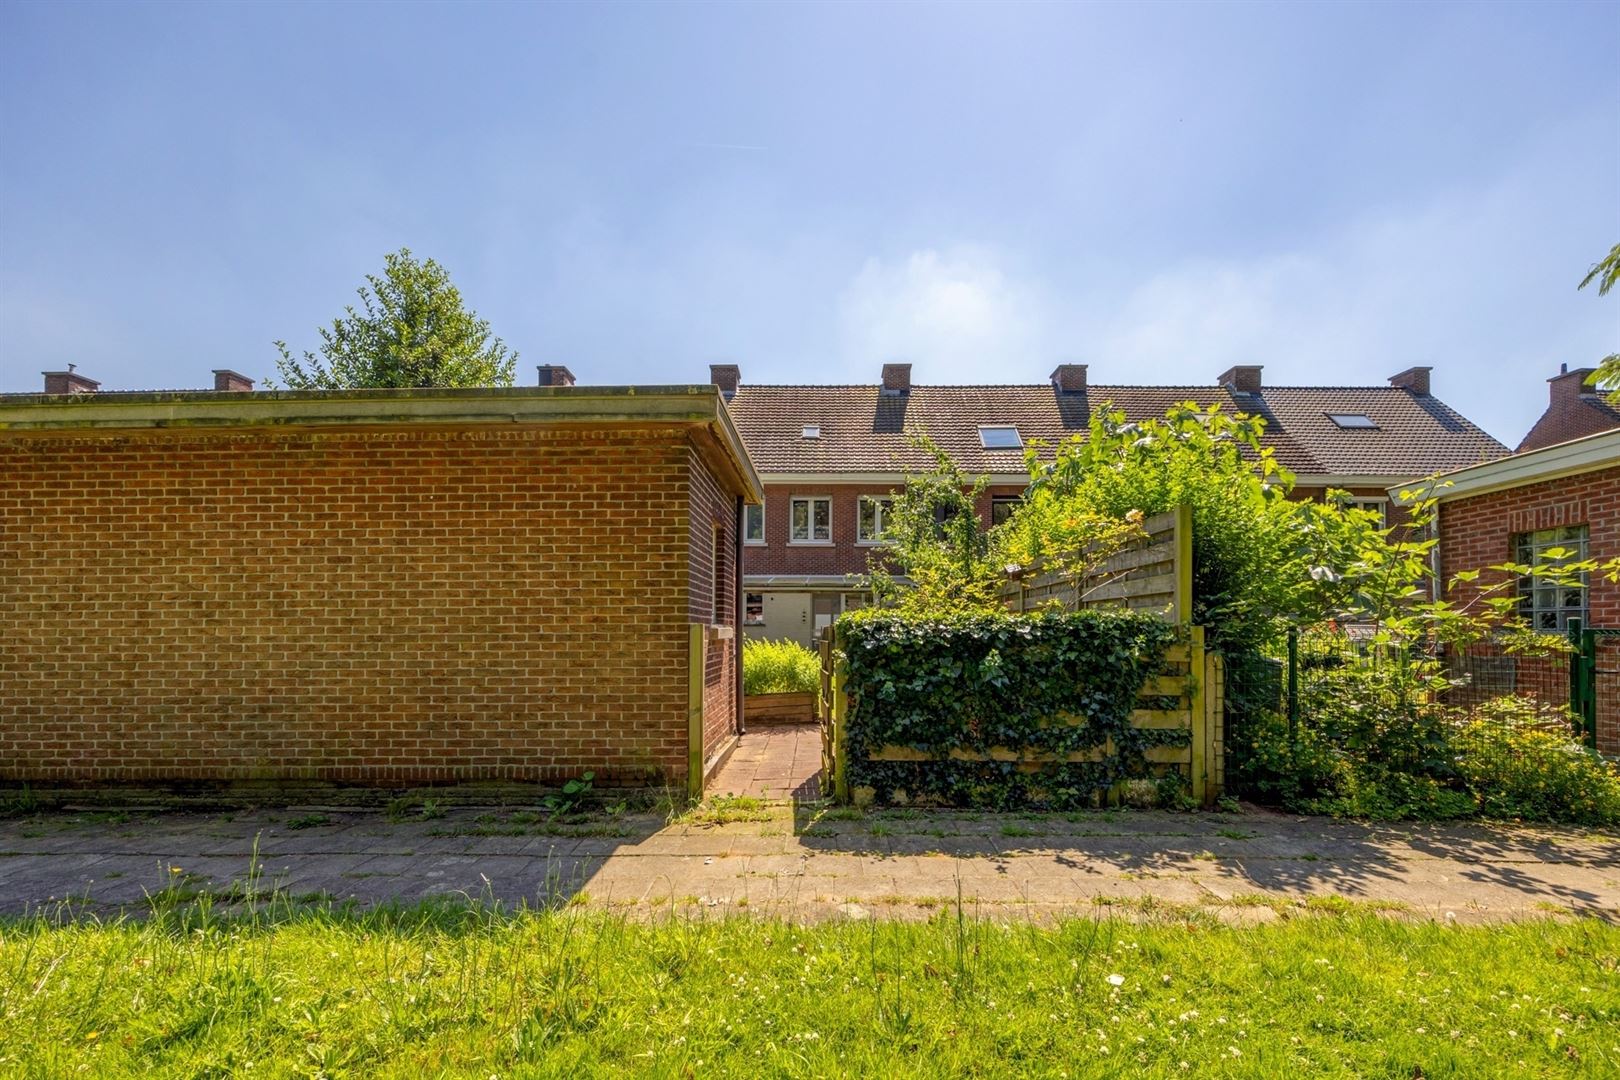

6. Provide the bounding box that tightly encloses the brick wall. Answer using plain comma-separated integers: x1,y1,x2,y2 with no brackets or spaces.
0,424,733,788
689,445,741,763
1438,465,1620,752
743,482,1025,578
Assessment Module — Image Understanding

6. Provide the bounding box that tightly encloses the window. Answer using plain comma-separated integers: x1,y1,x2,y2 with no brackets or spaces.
1327,413,1378,429
744,592,765,625
991,496,1020,526
744,503,764,544
979,425,1023,449
801,424,821,439
1515,525,1588,631
790,496,831,542
857,496,893,542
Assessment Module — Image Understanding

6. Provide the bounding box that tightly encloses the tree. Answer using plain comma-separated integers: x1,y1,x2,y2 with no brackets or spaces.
273,248,517,389
1579,242,1619,404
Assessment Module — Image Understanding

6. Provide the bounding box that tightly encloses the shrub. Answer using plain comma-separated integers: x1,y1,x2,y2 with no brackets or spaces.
742,638,820,696
1452,697,1620,826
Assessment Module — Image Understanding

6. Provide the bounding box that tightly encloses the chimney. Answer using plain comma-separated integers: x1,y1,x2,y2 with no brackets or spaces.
1217,365,1263,395
1050,364,1087,394
1388,366,1432,395
213,369,255,392
710,364,740,398
537,365,576,387
881,362,911,396
42,365,99,395
1550,366,1597,402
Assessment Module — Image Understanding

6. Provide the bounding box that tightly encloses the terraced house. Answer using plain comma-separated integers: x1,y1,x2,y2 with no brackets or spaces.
718,362,1509,646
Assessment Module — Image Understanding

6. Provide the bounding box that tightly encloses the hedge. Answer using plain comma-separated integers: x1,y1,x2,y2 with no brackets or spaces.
837,609,1179,808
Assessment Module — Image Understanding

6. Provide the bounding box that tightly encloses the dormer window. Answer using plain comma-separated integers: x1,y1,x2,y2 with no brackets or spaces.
802,424,821,439
1327,414,1378,429
979,425,1023,450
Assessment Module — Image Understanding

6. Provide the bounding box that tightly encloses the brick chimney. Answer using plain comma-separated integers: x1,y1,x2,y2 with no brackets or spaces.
1550,365,1598,402
1050,364,1087,394
42,366,99,394
710,364,740,398
537,365,576,387
1217,365,1263,395
213,369,255,392
881,363,912,396
1388,366,1432,395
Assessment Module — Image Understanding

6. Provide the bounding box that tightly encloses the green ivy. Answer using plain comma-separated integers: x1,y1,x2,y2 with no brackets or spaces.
837,609,1178,808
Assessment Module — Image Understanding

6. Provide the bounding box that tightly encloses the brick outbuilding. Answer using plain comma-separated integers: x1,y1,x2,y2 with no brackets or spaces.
0,385,761,796
1394,430,1620,753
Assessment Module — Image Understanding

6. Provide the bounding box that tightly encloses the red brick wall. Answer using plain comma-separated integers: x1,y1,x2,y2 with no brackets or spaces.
689,446,740,761
743,482,1025,578
0,425,730,788
1438,465,1620,752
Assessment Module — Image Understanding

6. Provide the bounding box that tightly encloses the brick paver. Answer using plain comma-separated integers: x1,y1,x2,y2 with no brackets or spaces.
708,724,821,800
0,800,1615,924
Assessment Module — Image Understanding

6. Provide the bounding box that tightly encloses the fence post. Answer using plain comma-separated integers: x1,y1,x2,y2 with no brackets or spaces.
1188,625,1209,807
1173,502,1194,625
831,630,850,804
687,624,707,801
1286,626,1300,744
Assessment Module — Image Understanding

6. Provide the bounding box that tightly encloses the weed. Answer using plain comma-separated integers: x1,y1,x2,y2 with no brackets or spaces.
285,813,331,830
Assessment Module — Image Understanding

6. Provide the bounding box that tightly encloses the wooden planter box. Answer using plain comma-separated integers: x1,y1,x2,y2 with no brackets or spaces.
744,691,816,726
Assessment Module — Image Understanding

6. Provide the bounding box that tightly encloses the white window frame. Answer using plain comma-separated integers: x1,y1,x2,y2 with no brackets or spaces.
744,502,765,545
978,424,1023,450
789,496,832,544
856,495,893,545
1515,525,1589,632
1327,413,1378,429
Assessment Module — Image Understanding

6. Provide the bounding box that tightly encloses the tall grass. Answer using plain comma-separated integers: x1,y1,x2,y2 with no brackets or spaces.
0,893,1614,1078
742,637,820,695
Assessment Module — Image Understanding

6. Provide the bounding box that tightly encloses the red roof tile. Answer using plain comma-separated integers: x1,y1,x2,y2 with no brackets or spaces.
726,382,1507,479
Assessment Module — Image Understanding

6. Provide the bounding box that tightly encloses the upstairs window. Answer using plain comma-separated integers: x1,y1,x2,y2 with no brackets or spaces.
991,496,1021,526
1348,499,1387,527
790,496,831,543
857,496,893,542
979,425,1023,449
744,503,764,544
1515,525,1588,631
1327,413,1378,429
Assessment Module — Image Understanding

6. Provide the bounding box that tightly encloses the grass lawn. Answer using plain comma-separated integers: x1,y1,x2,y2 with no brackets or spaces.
0,901,1614,1078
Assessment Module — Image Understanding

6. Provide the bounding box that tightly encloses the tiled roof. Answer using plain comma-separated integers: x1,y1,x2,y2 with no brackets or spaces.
725,383,1508,478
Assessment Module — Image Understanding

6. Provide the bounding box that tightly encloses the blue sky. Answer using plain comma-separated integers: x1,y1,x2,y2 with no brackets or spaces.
1,1,1615,445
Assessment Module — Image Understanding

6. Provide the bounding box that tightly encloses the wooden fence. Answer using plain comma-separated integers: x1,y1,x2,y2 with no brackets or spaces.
818,503,1226,807
1000,505,1191,621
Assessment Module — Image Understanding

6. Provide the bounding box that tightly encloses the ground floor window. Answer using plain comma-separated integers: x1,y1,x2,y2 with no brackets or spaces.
1514,524,1588,631
744,592,765,625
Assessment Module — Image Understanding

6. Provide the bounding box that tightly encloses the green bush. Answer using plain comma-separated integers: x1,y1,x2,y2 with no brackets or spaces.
1452,698,1620,826
741,638,820,696
1233,695,1620,825
838,609,1178,808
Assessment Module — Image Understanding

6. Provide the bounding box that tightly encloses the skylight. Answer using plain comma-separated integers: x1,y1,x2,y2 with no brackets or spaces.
801,424,821,439
979,425,1023,450
1327,413,1378,429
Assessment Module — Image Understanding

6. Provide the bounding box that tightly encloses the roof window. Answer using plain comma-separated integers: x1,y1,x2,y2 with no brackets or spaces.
1327,413,1378,429
979,425,1023,450
801,424,821,439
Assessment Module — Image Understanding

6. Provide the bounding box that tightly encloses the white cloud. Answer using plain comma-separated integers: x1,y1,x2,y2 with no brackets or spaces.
836,248,1048,376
